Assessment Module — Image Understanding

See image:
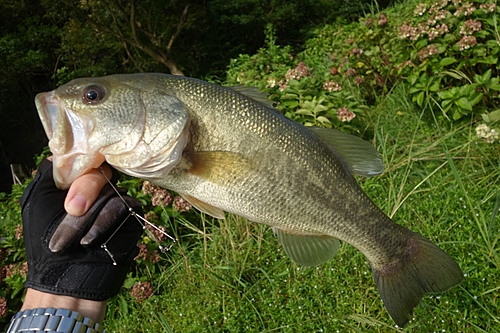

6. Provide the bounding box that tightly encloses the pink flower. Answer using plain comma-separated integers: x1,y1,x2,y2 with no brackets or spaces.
285,62,310,81
480,3,496,13
0,297,7,318
354,76,365,85
15,225,23,240
418,44,440,60
378,13,388,26
323,81,342,92
350,48,364,56
460,19,482,35
131,281,154,303
173,196,192,212
456,35,477,50
414,3,427,16
337,107,356,122
454,2,476,17
344,68,356,77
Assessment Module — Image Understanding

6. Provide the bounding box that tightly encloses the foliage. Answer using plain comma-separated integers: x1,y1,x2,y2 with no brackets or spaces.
228,0,500,131
0,0,60,193
0,183,28,323
397,0,500,121
226,26,370,134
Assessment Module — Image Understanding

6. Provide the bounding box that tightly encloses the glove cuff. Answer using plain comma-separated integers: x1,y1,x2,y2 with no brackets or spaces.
24,261,132,301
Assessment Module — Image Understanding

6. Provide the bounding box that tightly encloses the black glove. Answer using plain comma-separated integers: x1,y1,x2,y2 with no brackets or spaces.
20,159,144,301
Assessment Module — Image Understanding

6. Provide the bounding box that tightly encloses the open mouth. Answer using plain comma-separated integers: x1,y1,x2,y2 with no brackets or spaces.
34,91,104,189
35,91,59,140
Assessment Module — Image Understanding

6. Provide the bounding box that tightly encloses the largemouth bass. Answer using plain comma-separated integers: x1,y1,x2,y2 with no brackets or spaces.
35,73,463,327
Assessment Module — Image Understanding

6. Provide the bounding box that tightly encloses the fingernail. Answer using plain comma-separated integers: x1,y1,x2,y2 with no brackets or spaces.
66,195,87,216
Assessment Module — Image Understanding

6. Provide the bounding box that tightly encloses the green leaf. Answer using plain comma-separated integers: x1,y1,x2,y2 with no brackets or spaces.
295,109,314,116
416,91,425,107
481,109,500,123
415,39,428,49
455,97,473,111
437,89,454,100
439,57,457,67
442,99,454,109
429,79,441,92
123,277,137,289
470,92,484,106
316,116,332,124
452,109,463,120
118,295,129,315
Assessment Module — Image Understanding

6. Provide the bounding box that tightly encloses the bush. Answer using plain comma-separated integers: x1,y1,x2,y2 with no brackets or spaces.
400,0,500,121
227,0,500,133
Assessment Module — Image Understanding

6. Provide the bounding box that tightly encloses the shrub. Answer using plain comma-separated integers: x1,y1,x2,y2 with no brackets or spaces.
227,0,500,134
397,0,500,121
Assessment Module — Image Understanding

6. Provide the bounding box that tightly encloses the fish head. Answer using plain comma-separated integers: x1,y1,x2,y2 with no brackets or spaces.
35,74,190,189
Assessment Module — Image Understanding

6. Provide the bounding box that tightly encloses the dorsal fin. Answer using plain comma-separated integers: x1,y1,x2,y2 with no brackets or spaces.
229,85,275,108
273,227,341,266
307,127,384,177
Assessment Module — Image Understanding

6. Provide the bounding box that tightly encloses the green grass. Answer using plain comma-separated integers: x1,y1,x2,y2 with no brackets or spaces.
102,83,500,332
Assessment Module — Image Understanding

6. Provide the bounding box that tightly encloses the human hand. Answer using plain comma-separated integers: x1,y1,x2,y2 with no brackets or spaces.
20,159,144,301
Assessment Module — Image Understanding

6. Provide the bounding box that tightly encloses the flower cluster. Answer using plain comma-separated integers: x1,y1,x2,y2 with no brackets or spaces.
398,23,420,40
354,76,364,85
146,223,170,243
456,35,477,50
350,48,363,56
414,3,427,16
459,19,482,35
480,3,496,13
344,68,356,77
135,243,161,264
0,297,7,318
428,23,449,40
378,13,388,26
429,0,449,12
418,44,440,60
15,225,23,240
131,281,154,303
279,62,311,91
285,62,310,81
337,107,356,122
476,124,499,143
173,196,192,212
323,81,342,92
454,2,476,17
2,262,28,279
142,181,172,207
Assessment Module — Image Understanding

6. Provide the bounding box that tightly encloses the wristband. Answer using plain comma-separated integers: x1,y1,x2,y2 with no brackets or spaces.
6,308,105,333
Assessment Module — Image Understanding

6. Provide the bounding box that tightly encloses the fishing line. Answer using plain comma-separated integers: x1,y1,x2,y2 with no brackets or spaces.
98,167,177,264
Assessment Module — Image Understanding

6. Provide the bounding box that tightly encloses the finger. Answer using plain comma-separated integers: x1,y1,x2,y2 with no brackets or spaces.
64,164,113,216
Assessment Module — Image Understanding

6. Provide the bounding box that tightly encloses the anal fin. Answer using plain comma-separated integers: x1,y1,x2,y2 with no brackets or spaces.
273,227,341,266
181,194,226,219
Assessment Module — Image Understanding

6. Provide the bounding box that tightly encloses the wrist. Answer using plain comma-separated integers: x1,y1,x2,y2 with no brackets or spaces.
21,289,107,323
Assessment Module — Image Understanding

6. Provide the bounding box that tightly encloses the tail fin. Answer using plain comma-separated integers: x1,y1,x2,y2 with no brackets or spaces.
371,235,463,327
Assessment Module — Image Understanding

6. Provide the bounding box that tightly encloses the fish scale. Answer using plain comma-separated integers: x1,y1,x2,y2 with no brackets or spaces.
35,73,463,327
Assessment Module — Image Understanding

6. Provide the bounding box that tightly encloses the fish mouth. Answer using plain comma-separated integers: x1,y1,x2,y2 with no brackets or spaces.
35,91,105,189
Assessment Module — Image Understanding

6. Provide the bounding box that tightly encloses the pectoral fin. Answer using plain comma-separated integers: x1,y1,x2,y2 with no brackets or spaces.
273,227,341,266
307,127,384,177
186,151,253,184
181,194,226,219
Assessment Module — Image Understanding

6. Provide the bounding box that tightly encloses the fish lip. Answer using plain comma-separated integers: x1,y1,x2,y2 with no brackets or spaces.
35,91,59,140
35,90,104,189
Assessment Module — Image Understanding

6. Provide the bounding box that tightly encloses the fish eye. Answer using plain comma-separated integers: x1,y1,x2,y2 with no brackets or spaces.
83,85,106,104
